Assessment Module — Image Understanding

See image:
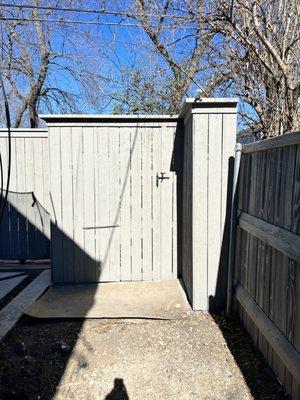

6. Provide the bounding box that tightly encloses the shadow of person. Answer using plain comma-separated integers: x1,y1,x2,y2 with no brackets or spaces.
105,378,129,400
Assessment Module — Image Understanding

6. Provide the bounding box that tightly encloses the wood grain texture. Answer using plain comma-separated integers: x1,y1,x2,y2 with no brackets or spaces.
238,212,300,262
234,132,300,399
236,283,300,384
0,130,50,261
48,121,177,283
181,104,237,311
243,131,300,154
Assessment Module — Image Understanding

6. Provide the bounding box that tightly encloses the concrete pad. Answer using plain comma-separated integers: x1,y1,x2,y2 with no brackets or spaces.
26,279,191,319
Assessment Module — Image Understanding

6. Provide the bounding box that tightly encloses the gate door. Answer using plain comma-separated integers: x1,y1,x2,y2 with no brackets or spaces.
49,119,177,283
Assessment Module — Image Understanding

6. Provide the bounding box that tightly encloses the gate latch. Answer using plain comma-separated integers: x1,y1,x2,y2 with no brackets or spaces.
156,172,169,187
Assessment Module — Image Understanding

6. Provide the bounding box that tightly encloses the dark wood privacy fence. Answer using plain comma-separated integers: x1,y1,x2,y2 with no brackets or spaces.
234,131,300,399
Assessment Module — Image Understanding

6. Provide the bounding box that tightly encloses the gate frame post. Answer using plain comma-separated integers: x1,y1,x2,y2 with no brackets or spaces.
179,98,238,311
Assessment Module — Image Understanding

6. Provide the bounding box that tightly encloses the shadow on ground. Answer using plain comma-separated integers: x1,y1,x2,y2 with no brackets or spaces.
211,311,289,400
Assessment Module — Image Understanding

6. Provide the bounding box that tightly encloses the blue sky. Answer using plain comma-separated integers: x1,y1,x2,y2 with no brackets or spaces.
0,0,256,129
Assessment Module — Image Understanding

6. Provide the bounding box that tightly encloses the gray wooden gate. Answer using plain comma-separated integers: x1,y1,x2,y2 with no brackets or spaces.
44,116,178,283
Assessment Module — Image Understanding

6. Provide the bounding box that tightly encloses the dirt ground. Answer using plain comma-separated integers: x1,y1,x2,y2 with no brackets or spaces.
0,312,288,400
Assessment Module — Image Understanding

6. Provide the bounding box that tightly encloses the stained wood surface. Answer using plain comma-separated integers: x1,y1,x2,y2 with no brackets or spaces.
234,134,300,399
239,212,300,262
236,283,300,384
243,131,300,153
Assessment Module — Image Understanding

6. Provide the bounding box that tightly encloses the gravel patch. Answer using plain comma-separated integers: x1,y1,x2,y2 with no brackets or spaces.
0,312,288,400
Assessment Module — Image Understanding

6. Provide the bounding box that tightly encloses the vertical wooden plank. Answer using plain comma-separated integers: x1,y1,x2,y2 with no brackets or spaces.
33,138,44,203
280,145,296,389
25,138,36,258
152,126,161,281
0,138,10,258
60,127,74,282
141,126,153,281
42,137,50,212
187,120,193,295
119,127,131,280
290,144,300,398
291,262,300,399
97,127,110,281
10,139,20,258
71,126,85,282
207,113,222,308
131,124,142,281
247,152,258,338
171,127,178,279
33,138,46,257
93,127,101,281
184,117,195,303
49,127,63,282
17,138,28,259
108,126,121,281
160,125,174,280
192,114,208,309
82,127,97,281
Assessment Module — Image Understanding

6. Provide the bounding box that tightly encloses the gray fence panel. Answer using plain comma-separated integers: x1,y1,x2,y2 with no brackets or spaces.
0,129,50,261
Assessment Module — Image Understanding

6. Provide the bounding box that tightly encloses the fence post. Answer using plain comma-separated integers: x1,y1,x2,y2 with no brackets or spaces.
180,98,238,310
226,142,242,316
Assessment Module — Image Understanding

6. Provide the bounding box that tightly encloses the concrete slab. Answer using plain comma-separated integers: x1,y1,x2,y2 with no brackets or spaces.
26,279,191,319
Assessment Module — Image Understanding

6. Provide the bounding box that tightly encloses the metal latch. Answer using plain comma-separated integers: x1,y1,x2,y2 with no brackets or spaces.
156,172,169,187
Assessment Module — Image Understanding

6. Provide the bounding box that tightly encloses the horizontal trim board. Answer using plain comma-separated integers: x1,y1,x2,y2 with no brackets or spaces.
0,275,28,301
191,109,237,114
235,283,300,383
242,131,300,153
178,97,238,119
0,132,48,138
46,123,178,128
238,212,300,262
0,128,48,132
40,114,179,123
0,270,51,340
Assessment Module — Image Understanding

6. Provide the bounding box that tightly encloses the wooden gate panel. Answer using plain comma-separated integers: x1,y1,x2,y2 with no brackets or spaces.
48,120,177,283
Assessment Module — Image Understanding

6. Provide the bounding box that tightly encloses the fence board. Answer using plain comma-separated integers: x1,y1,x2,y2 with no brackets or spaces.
60,127,74,282
49,127,63,281
97,127,111,281
0,130,50,261
234,131,300,399
152,127,161,281
160,125,175,280
72,126,85,282
46,120,177,284
239,212,300,261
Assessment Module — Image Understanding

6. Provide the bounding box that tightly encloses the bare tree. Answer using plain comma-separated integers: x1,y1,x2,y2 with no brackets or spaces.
114,0,233,113
0,0,111,127
215,0,300,136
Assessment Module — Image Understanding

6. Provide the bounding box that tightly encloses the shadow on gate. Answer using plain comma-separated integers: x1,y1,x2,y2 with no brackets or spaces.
0,195,134,399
